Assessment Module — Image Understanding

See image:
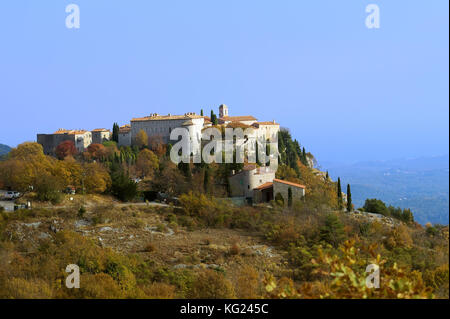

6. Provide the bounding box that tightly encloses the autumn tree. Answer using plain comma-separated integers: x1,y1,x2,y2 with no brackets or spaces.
135,129,148,149
55,140,78,160
9,142,45,160
136,149,159,178
149,135,166,156
82,162,111,193
87,143,107,160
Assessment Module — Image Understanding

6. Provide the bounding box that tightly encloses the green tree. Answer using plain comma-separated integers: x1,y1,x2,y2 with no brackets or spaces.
200,109,204,116
203,166,210,194
346,184,352,212
320,214,346,247
111,173,137,202
337,177,343,210
288,187,293,207
112,123,119,143
363,198,389,216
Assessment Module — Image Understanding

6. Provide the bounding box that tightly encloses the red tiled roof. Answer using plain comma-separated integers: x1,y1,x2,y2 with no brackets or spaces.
219,116,257,122
254,182,273,190
119,125,131,133
256,121,279,126
53,129,88,135
92,128,110,132
131,114,203,122
273,179,306,189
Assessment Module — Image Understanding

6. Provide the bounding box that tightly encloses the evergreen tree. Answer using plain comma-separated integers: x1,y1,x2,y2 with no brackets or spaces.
166,143,172,157
320,214,346,247
326,171,329,180
288,187,293,207
178,162,192,181
337,177,343,210
346,184,352,212
112,123,119,143
200,109,204,116
203,166,210,194
301,147,307,166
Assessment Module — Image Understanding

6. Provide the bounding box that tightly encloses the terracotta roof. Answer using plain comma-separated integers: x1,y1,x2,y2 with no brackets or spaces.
256,121,279,126
273,179,306,189
254,182,273,191
131,114,203,122
53,129,88,135
219,116,257,122
226,122,252,129
92,128,110,132
119,125,131,133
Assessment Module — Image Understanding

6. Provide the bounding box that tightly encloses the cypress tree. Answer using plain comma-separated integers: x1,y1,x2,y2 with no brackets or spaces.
337,177,343,210
200,109,204,116
288,187,293,207
112,123,119,143
302,147,307,165
346,184,352,212
203,166,210,194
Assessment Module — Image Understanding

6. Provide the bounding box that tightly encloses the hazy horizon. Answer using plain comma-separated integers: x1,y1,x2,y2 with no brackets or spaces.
0,1,448,163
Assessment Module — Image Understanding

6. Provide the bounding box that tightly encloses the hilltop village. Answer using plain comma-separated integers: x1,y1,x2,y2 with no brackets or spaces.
36,105,306,205
0,106,446,300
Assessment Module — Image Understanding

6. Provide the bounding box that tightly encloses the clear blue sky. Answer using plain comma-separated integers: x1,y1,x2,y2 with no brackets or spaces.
0,0,448,163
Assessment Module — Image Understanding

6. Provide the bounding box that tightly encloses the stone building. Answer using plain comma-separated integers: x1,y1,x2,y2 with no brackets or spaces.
37,129,92,155
229,164,306,205
228,164,276,199
91,128,111,144
118,125,131,147
253,179,305,205
129,113,204,155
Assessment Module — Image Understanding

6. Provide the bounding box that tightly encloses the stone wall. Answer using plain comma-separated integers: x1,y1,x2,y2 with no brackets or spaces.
273,180,305,205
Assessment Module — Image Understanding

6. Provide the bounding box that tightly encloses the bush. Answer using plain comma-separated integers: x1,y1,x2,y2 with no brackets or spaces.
319,214,346,247
144,243,156,253
188,269,235,299
111,173,137,202
229,243,240,256
78,206,86,218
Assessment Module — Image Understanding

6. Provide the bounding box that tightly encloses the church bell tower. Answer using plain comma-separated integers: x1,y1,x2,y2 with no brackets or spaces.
219,104,229,118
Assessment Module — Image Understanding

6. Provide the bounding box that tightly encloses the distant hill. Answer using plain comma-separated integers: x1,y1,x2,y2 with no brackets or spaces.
321,155,449,225
0,143,11,157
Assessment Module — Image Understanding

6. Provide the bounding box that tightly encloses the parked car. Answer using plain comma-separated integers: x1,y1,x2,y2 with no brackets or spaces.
156,192,169,203
3,191,21,200
64,186,76,195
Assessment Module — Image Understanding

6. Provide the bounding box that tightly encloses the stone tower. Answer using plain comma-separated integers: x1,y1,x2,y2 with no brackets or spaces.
219,104,229,118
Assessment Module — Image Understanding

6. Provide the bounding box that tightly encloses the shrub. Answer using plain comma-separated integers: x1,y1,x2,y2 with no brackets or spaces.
319,213,346,247
229,243,240,256
144,243,156,253
188,269,235,299
78,206,86,218
235,265,260,298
